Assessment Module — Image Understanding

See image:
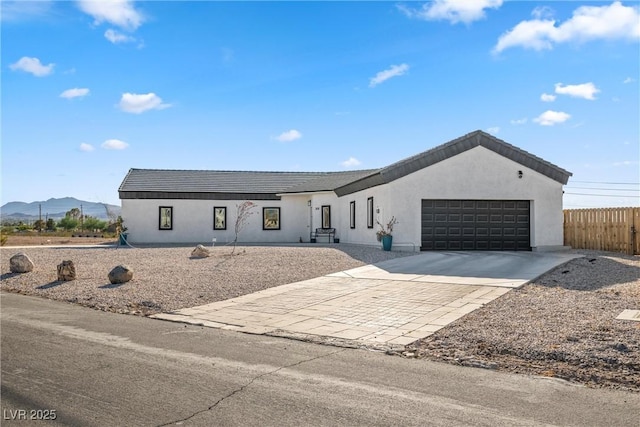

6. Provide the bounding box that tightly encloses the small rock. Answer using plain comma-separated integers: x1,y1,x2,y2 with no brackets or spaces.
108,265,133,284
191,244,211,258
9,253,34,273
463,359,498,370
57,260,76,281
612,343,629,353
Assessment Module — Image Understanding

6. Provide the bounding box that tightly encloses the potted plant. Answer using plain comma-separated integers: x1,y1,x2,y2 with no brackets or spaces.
376,216,398,251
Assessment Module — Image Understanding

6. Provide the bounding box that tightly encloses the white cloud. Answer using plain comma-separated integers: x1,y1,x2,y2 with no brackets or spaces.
369,63,409,88
9,56,54,77
555,82,600,100
118,92,170,114
79,143,95,152
486,127,500,134
612,160,639,167
1,0,53,21
60,88,90,99
101,139,129,150
533,110,571,126
540,93,556,102
77,0,144,31
274,129,302,142
531,6,554,20
493,1,640,54
510,118,528,125
623,77,636,84
398,0,502,24
341,157,362,168
104,28,135,44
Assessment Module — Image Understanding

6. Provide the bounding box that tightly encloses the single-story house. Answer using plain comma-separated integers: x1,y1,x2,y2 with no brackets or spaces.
119,130,572,251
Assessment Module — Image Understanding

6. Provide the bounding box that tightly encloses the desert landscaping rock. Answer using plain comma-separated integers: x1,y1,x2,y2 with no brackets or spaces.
108,265,134,284
404,250,639,392
1,245,638,391
9,253,34,273
191,244,211,258
56,260,76,281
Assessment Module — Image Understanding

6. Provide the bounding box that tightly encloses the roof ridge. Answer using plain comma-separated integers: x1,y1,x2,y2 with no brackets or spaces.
127,168,379,175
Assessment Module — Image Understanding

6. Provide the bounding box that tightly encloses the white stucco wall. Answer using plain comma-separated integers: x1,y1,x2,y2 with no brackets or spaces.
341,146,564,250
122,196,312,244
121,146,565,249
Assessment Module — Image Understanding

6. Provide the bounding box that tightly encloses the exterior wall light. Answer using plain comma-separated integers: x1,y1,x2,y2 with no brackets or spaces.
518,170,523,179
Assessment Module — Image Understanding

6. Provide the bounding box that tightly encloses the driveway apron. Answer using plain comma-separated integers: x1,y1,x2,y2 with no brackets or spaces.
153,251,582,347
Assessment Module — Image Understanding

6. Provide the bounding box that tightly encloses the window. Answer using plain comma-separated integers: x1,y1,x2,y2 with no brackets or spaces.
321,205,331,229
367,197,374,229
159,206,173,230
263,207,281,230
213,207,226,230
350,201,356,229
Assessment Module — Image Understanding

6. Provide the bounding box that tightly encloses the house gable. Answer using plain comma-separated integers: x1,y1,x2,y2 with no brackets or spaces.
334,130,572,197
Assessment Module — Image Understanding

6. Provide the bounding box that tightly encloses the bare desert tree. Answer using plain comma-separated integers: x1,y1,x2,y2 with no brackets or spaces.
102,203,119,224
231,201,257,254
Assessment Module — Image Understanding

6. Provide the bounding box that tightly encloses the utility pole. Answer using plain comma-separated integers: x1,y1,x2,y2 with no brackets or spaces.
80,204,84,233
38,204,42,232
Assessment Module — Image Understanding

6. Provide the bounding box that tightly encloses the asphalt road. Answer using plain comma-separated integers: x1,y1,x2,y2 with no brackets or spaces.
1,292,638,426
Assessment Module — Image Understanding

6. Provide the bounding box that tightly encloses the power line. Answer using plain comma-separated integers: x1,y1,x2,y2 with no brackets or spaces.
570,180,639,185
565,187,640,192
564,192,640,198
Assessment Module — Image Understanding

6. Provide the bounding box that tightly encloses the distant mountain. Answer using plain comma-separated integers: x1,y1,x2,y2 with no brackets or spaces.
0,197,121,221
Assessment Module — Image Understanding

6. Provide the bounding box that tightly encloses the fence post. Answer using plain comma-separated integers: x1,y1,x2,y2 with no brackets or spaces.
563,207,640,255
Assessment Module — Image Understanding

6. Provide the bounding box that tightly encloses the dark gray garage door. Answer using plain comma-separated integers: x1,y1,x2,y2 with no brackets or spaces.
421,200,531,251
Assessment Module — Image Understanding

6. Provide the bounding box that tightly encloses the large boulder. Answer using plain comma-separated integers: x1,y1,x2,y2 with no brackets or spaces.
57,260,76,281
10,253,34,273
191,244,211,258
108,265,133,284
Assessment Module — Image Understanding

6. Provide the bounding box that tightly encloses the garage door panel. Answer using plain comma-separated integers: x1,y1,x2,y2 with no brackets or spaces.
421,199,531,251
448,227,461,237
462,227,475,236
490,214,502,223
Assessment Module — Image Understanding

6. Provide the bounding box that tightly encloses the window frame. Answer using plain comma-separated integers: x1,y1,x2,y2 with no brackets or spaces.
213,206,227,230
367,197,374,229
263,207,281,230
159,206,173,230
350,201,356,229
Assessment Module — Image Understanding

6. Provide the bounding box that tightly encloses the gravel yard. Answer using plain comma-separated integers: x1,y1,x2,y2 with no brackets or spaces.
1,244,411,315
2,244,638,391
405,250,640,392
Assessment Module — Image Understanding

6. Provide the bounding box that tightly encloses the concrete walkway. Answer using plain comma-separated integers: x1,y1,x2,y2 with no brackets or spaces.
153,251,582,347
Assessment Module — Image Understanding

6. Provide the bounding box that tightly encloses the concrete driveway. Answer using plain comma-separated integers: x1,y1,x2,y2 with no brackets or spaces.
154,251,582,348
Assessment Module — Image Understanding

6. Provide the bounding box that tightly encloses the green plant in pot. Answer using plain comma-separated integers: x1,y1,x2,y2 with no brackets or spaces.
376,216,398,251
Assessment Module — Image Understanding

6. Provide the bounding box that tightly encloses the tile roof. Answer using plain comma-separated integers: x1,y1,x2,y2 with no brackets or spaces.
119,130,571,200
335,130,572,196
118,169,379,196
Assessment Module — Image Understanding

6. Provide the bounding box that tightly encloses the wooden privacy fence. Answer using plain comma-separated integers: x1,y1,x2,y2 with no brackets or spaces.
564,207,640,255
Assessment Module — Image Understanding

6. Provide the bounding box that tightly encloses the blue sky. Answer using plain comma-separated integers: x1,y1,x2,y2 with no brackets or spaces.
1,0,638,208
